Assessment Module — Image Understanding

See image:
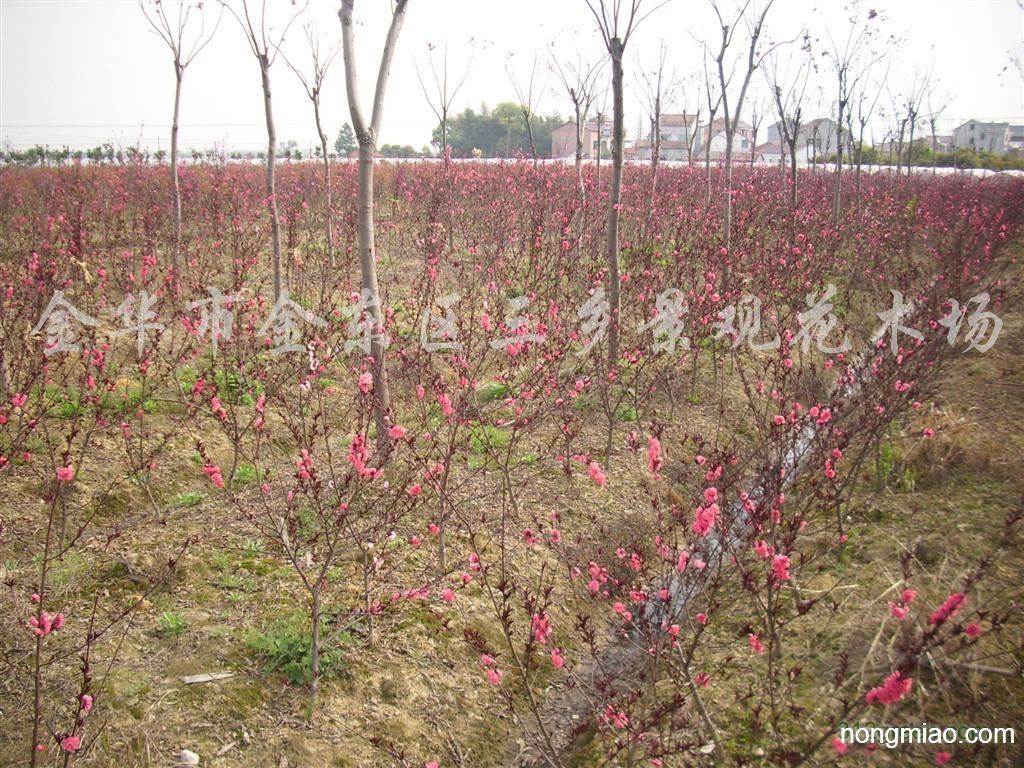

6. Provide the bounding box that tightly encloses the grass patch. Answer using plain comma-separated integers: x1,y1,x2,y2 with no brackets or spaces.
157,611,189,638
244,611,354,686
172,490,205,508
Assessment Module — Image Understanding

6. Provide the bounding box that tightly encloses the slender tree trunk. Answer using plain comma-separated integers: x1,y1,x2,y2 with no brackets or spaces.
722,131,734,251
789,140,798,207
309,586,321,716
171,65,183,291
833,100,845,226
259,54,283,301
907,114,917,175
606,42,625,370
313,98,335,268
357,142,392,438
340,0,405,445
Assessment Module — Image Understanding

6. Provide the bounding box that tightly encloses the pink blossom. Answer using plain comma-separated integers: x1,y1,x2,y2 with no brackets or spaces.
56,465,75,483
772,555,791,582
531,612,553,644
748,633,764,653
901,588,917,604
201,463,225,489
964,623,981,638
888,602,909,620
551,649,565,669
865,670,913,705
441,588,455,604
692,503,719,536
426,761,440,768
438,392,454,417
60,735,81,753
588,460,607,487
929,592,966,625
387,424,407,439
676,550,690,572
935,751,952,765
80,694,93,713
832,738,848,755
486,668,503,685
754,540,772,559
358,372,374,395
407,483,422,498
647,436,663,474
11,392,28,408
696,612,708,625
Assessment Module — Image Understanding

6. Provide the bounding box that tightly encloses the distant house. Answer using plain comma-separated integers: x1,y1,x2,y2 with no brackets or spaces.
754,142,784,164
631,113,704,162
703,118,754,160
1006,124,1024,157
550,119,614,160
952,120,1010,155
765,117,848,164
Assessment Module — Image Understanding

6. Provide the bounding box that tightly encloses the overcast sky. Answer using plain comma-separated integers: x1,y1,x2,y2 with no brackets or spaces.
1,0,1022,154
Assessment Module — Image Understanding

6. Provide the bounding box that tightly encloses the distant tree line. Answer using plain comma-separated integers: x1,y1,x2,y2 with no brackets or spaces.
430,102,564,158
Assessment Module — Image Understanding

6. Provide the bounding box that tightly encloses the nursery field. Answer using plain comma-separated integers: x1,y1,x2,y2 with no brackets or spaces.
0,160,1022,767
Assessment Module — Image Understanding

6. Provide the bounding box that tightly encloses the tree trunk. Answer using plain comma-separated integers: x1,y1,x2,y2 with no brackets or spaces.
723,130,734,251
171,65,183,291
606,42,625,370
259,54,283,302
313,98,335,268
309,586,321,716
357,141,392,438
340,0,406,445
833,99,844,226
789,140,798,207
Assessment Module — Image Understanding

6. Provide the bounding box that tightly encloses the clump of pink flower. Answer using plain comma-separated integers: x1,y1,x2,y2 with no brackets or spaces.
929,592,966,626
201,462,225,489
647,435,663,475
866,670,913,705
771,554,791,583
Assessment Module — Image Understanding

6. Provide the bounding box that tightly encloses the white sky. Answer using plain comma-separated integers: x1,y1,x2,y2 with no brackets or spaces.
1,0,1022,153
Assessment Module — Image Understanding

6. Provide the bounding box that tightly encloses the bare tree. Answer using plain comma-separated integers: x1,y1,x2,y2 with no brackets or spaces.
675,75,703,164
638,40,676,229
550,49,602,253
701,52,722,207
764,34,811,206
281,24,340,267
339,0,409,445
899,65,932,175
550,48,602,173
848,53,888,213
139,0,222,292
824,2,884,224
748,96,766,166
586,0,665,370
416,41,473,163
506,53,548,165
926,83,948,175
223,0,306,302
638,40,674,173
707,0,780,255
